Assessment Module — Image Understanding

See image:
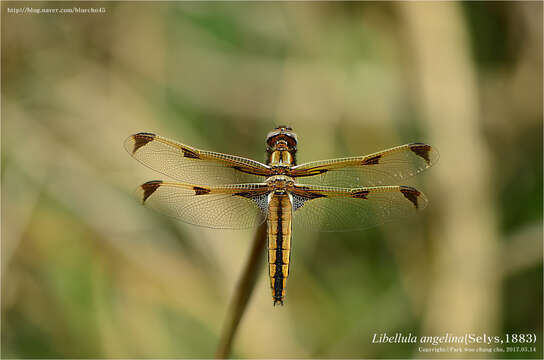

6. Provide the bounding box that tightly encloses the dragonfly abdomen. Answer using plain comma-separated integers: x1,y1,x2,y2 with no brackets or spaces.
267,193,292,306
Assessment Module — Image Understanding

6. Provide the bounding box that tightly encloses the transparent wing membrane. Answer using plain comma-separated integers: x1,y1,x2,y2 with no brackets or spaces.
137,181,269,229
291,143,439,187
124,133,270,185
291,184,428,231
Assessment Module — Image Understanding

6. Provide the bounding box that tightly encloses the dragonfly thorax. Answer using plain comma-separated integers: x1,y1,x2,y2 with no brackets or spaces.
266,175,295,193
269,149,293,167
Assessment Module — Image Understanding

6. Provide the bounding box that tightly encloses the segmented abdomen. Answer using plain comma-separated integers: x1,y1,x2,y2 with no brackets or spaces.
267,193,292,306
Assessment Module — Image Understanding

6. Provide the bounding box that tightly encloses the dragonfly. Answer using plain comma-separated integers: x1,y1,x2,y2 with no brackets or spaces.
124,126,438,305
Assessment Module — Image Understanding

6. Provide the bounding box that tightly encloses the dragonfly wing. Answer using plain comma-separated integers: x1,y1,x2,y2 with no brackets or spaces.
125,133,271,185
290,143,438,187
137,181,270,229
291,184,428,231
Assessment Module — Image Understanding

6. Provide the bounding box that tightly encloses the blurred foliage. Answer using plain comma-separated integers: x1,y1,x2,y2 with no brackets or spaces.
2,1,542,358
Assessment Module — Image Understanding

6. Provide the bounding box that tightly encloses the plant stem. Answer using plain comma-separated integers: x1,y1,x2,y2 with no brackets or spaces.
215,223,267,358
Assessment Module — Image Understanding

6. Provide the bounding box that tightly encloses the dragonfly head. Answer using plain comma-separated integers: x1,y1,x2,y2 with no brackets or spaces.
266,126,298,153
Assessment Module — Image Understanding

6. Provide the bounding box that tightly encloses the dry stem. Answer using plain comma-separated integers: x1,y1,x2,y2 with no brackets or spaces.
215,223,267,358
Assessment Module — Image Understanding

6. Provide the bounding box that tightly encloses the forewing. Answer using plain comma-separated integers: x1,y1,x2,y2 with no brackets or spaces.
290,143,438,187
125,133,271,185
291,184,428,231
137,181,269,229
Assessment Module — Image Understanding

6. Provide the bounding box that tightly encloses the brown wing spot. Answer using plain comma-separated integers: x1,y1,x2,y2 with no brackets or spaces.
311,169,328,175
295,187,327,199
233,191,255,198
193,186,210,195
132,132,156,154
182,148,200,159
233,188,269,199
410,143,432,165
361,154,381,165
352,189,370,199
400,186,421,209
291,168,328,177
140,180,162,203
305,192,326,199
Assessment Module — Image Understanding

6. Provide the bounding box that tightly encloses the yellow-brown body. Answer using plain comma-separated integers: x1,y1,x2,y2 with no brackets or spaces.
265,126,298,305
267,193,292,305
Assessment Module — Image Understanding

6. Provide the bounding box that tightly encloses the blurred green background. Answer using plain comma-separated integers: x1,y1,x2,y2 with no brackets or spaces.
2,1,542,358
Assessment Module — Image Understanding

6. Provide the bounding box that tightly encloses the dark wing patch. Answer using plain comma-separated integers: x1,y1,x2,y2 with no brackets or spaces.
409,143,432,165
310,169,328,176
292,186,327,199
233,191,257,198
361,154,381,165
292,168,328,178
132,132,156,154
351,190,369,199
304,192,327,199
141,180,163,203
182,148,200,159
193,186,211,195
400,186,421,209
